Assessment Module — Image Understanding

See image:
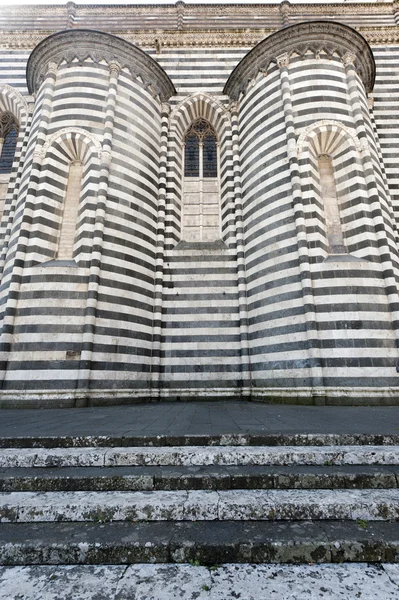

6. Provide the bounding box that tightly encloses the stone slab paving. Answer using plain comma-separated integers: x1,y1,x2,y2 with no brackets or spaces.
1,563,399,599
0,402,398,438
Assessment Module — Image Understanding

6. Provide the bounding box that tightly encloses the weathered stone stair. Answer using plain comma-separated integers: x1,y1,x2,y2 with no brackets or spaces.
0,433,398,566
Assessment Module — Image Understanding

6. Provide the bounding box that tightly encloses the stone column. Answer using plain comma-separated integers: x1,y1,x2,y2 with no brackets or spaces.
343,51,399,342
77,61,120,404
0,63,58,388
230,101,251,394
150,102,170,396
277,52,325,399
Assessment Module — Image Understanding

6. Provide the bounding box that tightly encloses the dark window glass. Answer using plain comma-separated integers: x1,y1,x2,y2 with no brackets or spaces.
184,133,200,177
184,118,217,178
203,133,217,178
0,112,19,175
0,129,18,174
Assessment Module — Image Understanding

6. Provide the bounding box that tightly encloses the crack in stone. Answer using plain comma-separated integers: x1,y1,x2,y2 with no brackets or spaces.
216,490,221,520
112,564,131,600
382,565,399,589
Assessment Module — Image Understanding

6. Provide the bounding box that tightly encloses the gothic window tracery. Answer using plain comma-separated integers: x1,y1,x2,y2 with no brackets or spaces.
0,111,19,174
182,118,220,242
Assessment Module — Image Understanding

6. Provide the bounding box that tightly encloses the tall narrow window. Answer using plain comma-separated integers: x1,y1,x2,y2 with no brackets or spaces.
318,154,346,254
0,111,19,174
183,118,220,242
57,160,83,260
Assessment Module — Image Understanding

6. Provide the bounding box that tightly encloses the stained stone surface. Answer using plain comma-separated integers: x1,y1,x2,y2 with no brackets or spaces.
1,445,398,468
1,563,399,600
1,488,398,523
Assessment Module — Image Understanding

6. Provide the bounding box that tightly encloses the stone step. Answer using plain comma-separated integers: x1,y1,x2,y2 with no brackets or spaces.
0,521,398,566
1,489,398,523
0,464,397,492
1,433,398,449
1,563,399,599
1,445,398,468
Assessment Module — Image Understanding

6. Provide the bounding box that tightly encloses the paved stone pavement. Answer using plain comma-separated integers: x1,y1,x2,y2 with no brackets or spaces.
0,402,398,437
1,563,399,599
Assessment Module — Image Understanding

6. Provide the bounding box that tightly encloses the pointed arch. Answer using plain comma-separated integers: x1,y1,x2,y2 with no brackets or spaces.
36,127,101,263
0,84,28,128
298,120,367,257
170,92,231,140
167,93,233,245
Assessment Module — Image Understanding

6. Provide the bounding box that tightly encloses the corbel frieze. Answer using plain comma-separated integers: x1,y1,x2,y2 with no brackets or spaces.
26,30,176,101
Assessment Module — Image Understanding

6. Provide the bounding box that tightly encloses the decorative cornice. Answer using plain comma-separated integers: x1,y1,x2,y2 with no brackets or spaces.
1,26,399,51
26,29,176,101
224,21,376,100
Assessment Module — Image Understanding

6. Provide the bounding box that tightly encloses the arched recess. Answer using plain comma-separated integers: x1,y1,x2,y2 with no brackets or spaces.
168,92,233,245
33,127,101,265
0,85,29,227
297,120,369,258
0,84,28,130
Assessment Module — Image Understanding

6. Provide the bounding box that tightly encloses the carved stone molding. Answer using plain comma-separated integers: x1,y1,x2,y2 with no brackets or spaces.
224,21,376,100
27,29,176,101
1,26,399,50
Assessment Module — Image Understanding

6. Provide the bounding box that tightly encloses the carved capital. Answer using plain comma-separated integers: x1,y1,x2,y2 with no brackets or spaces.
47,61,58,76
100,149,112,166
229,101,239,114
367,95,374,110
109,61,121,76
28,102,35,114
161,102,171,115
342,51,356,67
277,52,290,68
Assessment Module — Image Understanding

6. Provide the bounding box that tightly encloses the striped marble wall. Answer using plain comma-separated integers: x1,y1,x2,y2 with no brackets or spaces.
0,10,398,406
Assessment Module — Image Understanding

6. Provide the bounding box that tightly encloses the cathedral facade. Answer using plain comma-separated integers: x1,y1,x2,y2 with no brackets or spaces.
0,2,399,407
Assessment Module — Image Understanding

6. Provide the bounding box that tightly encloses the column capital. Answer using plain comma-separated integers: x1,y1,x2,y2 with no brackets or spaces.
161,102,171,116
342,51,356,67
367,95,374,110
276,52,289,69
108,61,121,76
229,101,239,114
47,62,58,76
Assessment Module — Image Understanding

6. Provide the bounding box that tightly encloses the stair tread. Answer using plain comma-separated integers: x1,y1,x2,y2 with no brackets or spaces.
1,489,398,523
1,445,398,468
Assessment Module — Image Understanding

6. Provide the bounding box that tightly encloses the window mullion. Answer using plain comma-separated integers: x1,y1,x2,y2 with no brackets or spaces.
199,140,203,242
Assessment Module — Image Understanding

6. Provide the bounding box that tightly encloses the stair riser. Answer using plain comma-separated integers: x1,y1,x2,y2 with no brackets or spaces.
1,540,397,566
1,521,398,566
1,490,398,523
0,472,397,492
1,434,398,449
1,446,398,468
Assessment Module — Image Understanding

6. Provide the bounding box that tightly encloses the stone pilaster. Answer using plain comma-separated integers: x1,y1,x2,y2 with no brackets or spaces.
77,61,121,403
229,101,251,394
151,102,170,395
277,53,325,398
